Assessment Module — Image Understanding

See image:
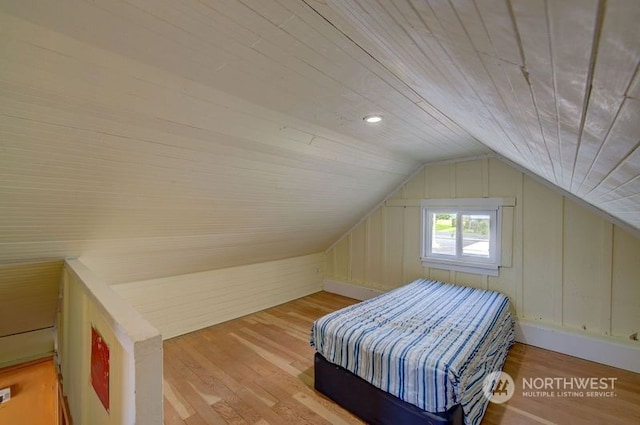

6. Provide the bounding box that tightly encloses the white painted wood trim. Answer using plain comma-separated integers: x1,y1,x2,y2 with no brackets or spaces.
64,259,163,425
323,279,640,373
515,319,640,374
323,279,383,300
65,260,161,345
385,199,422,207
386,197,516,208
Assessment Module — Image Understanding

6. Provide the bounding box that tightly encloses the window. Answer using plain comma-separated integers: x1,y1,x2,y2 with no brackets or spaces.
420,198,503,276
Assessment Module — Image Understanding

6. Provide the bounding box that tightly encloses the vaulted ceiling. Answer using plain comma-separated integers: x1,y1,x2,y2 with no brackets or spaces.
1,0,638,283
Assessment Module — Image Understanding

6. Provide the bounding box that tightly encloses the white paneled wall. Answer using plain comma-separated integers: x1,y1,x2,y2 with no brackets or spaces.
112,253,324,339
59,260,162,425
0,260,62,366
325,158,640,341
0,260,62,337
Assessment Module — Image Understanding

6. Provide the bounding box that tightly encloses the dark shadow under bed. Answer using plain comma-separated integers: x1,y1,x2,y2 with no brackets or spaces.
314,352,464,425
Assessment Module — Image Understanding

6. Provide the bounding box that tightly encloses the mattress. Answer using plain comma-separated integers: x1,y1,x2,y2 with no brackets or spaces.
310,279,514,425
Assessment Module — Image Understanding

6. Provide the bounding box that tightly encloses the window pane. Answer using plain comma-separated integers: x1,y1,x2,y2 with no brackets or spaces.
431,212,456,255
462,214,490,257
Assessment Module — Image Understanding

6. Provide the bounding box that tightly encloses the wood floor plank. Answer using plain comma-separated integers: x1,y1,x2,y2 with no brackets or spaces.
229,332,302,376
293,392,355,425
237,325,310,364
164,291,640,425
210,401,248,425
184,414,209,425
163,398,187,425
234,386,298,425
164,381,195,420
164,343,230,424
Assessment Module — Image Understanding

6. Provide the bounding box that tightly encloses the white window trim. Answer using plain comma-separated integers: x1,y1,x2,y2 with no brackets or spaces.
420,198,503,276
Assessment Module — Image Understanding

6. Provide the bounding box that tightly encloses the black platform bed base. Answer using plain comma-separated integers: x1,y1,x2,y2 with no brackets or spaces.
314,353,464,425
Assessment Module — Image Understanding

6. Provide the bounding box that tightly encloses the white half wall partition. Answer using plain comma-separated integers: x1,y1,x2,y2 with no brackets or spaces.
58,259,163,425
112,253,324,340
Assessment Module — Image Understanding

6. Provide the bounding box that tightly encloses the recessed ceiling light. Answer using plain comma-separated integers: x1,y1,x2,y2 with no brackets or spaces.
363,114,383,124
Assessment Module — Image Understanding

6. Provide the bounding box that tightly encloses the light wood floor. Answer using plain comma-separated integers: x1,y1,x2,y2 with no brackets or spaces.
163,291,640,425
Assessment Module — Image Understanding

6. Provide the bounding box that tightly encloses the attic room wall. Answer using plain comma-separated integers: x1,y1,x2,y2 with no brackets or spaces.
0,260,62,367
112,253,323,339
325,157,640,342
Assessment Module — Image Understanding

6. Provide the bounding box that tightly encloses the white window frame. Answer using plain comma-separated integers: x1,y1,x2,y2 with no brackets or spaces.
420,198,503,276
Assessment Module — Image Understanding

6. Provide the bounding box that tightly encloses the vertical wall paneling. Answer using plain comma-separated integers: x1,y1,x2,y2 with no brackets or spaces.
601,222,614,335
325,157,640,343
522,175,563,322
481,158,490,198
449,163,457,198
454,272,486,290
611,227,640,339
333,239,350,280
429,268,453,283
363,217,371,284
402,206,423,283
500,207,515,268
381,206,388,286
427,163,453,199
562,200,609,333
488,158,523,312
384,207,404,289
365,209,383,288
454,160,483,198
324,249,335,282
423,166,432,199
350,225,366,283
347,234,354,281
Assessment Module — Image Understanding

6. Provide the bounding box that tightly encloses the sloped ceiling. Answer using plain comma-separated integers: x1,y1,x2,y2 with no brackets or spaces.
0,0,638,283
316,0,640,227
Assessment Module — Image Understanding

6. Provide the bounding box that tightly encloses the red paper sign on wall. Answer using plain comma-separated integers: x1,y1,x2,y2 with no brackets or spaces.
91,326,110,413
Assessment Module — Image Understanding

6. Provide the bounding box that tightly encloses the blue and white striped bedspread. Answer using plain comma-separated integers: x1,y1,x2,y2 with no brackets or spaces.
310,279,514,425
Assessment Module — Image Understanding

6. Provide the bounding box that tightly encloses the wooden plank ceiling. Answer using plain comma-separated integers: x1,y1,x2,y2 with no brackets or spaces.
0,0,638,283
315,0,640,227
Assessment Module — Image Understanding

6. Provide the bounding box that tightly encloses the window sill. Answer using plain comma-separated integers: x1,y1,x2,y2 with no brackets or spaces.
421,258,500,277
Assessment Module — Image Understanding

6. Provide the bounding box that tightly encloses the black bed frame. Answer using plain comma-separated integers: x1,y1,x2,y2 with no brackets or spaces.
314,353,464,425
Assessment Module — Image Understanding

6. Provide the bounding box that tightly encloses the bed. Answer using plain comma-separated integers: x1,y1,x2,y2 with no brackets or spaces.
310,278,514,425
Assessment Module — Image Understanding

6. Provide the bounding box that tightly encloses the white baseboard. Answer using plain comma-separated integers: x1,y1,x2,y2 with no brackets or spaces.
515,319,640,373
323,279,640,373
323,279,383,301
